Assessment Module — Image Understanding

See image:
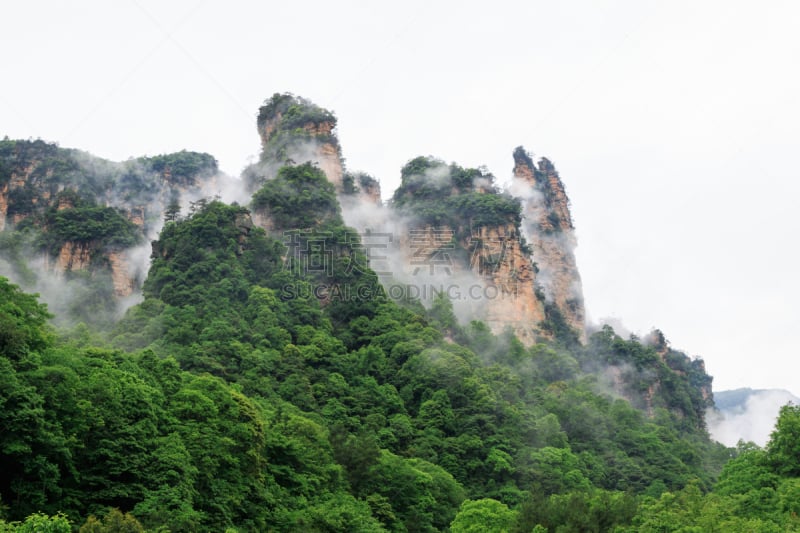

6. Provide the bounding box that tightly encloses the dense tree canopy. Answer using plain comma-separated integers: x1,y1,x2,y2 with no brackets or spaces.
0,150,796,530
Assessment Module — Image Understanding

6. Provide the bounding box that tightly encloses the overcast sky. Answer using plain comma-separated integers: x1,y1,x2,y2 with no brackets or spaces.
2,1,798,394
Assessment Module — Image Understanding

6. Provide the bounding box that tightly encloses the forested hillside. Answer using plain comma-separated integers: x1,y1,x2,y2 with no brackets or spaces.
1,96,799,531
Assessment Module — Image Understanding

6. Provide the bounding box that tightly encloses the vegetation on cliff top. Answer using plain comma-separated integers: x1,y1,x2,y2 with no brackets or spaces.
0,139,217,204
257,92,337,133
35,194,140,256
0,139,219,327
392,156,522,234
4,183,776,531
251,163,342,230
1,115,798,530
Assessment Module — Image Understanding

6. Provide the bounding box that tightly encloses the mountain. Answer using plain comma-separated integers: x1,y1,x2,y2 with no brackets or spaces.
709,388,800,446
714,388,799,412
0,139,225,323
1,94,798,532
512,148,585,341
246,93,585,347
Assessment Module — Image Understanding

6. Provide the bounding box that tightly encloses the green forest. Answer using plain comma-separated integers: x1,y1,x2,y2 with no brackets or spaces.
1,159,800,531
2,96,800,531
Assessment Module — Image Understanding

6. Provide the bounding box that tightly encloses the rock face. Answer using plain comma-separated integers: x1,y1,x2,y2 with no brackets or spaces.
469,224,545,344
314,135,344,189
257,115,343,189
361,180,382,204
0,183,8,232
386,156,552,344
55,242,92,272
108,251,135,297
389,220,546,345
252,93,381,205
0,139,219,300
512,147,586,341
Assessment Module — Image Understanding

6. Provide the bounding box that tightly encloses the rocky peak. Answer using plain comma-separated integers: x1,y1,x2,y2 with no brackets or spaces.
389,157,548,344
252,93,381,203
0,139,219,302
536,157,574,231
340,172,382,207
512,146,585,341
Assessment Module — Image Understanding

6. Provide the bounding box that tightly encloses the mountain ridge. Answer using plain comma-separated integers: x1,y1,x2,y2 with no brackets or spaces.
6,93,795,531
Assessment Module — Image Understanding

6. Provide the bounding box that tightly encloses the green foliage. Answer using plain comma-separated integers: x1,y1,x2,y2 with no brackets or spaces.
0,277,52,361
581,326,714,434
766,404,800,477
37,198,140,255
0,172,782,532
79,508,144,533
9,513,71,533
257,93,336,133
137,150,217,186
251,163,342,230
514,489,638,533
391,156,521,234
450,499,517,533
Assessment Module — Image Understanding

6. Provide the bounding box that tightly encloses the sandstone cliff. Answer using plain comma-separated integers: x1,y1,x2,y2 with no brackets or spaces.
470,223,545,344
0,139,219,300
512,147,586,341
389,157,548,344
48,244,135,297
0,183,8,232
108,251,135,297
251,93,381,205
54,241,92,272
387,221,546,345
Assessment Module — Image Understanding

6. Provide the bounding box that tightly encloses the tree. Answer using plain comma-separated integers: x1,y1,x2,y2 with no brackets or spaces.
79,508,144,533
14,512,71,533
450,499,517,533
164,198,181,223
766,404,800,477
0,277,52,362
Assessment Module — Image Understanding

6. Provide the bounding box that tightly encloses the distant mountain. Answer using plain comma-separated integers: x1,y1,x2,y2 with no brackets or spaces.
709,388,799,446
714,388,799,412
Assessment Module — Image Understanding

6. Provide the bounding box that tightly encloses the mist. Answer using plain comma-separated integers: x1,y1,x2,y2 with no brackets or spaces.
340,187,490,325
708,389,800,447
0,148,242,330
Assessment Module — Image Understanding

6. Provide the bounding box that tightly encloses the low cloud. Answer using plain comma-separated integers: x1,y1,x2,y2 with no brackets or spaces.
708,389,799,447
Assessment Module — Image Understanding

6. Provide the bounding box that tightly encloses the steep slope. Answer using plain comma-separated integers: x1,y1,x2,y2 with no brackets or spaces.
246,93,381,206
244,96,585,345
0,93,734,532
0,139,220,324
512,146,586,341
390,156,547,344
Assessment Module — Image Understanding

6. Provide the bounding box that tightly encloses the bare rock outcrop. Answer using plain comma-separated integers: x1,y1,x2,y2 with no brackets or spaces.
470,224,545,344
108,251,135,297
513,147,586,341
254,94,381,203
55,242,92,272
0,183,8,232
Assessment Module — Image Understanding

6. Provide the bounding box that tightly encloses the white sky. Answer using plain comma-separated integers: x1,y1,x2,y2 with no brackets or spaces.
2,1,799,394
